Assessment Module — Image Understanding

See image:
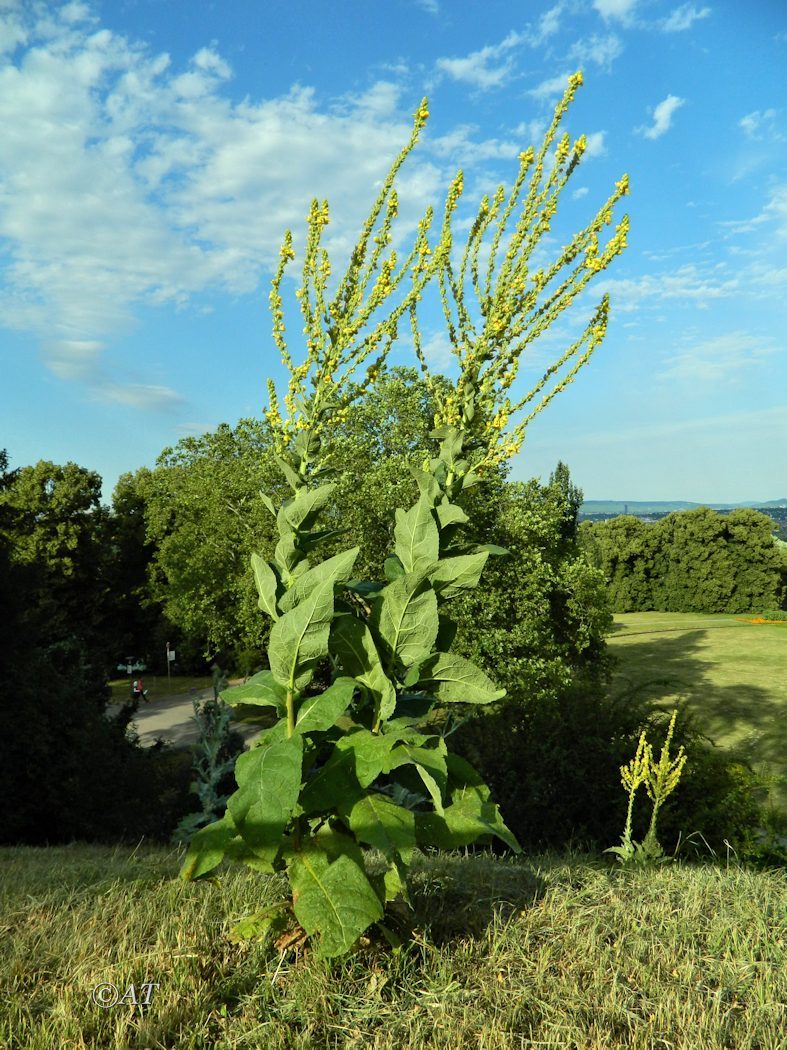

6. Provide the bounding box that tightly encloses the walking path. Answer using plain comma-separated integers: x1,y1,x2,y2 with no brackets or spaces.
107,689,261,749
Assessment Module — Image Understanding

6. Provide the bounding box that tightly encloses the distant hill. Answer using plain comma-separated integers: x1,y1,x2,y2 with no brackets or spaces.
580,499,787,515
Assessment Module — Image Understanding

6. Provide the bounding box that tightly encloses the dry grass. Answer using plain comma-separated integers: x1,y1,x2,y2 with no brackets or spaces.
1,843,785,1049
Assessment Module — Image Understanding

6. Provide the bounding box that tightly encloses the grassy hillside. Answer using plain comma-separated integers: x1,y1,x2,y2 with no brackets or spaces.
1,844,785,1049
608,612,787,817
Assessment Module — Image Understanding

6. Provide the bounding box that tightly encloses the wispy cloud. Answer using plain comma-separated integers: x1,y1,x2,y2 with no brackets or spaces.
738,108,781,140
661,4,711,33
415,0,440,14
568,33,624,70
598,264,739,311
572,186,589,200
434,30,526,91
94,382,186,409
593,0,638,24
720,184,787,239
637,94,685,139
528,71,575,101
658,331,781,383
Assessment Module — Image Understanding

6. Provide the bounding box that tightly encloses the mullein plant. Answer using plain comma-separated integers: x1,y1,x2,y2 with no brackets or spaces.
605,710,688,867
181,73,631,958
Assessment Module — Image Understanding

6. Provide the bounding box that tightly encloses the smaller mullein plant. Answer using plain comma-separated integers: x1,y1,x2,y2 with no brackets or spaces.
173,697,239,845
605,710,687,867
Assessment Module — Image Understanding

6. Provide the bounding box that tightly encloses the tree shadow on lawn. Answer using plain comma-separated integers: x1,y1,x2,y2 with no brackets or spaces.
609,628,786,815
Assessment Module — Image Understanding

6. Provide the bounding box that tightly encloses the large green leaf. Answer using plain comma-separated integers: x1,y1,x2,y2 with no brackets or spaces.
428,552,489,599
389,742,447,815
415,789,521,853
180,814,236,881
414,652,506,704
435,501,469,530
335,727,402,787
279,548,359,614
228,734,303,857
268,573,337,693
295,677,356,734
251,552,281,620
342,793,417,862
331,614,397,723
299,745,364,814
394,496,439,575
372,573,439,670
287,849,384,958
220,670,286,713
282,482,335,531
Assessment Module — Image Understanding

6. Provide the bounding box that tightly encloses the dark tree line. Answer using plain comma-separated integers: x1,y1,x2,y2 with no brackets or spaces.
578,509,787,613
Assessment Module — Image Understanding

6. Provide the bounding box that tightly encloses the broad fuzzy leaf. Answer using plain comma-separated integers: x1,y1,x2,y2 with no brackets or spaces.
435,501,469,530
343,793,417,862
228,734,303,857
415,790,521,853
221,670,286,713
389,742,447,815
429,552,489,599
372,573,439,670
335,728,402,787
180,814,236,881
414,652,506,704
295,677,356,734
283,483,335,531
269,574,337,693
299,745,364,814
287,849,384,959
279,548,359,614
383,555,405,581
251,552,281,620
394,496,439,575
331,614,397,723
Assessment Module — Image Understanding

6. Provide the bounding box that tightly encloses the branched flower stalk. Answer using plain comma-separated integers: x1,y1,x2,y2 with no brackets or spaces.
410,70,630,492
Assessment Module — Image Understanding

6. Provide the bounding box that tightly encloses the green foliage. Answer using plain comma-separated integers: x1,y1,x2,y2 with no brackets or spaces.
173,698,245,845
580,508,786,613
450,468,614,705
181,437,519,956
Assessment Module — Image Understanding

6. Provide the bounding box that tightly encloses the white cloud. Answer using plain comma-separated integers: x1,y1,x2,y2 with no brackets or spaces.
598,264,739,311
528,71,575,101
572,186,589,200
584,130,607,158
0,4,448,404
568,33,624,70
593,0,638,23
720,184,787,239
434,30,526,91
416,0,439,13
661,4,711,32
637,94,685,139
95,382,186,409
658,331,780,383
738,108,781,141
429,125,520,165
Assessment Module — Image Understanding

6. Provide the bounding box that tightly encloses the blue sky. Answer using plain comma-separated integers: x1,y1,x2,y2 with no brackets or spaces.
2,0,785,503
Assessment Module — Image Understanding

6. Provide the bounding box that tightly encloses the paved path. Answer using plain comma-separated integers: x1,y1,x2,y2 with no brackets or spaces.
107,689,261,749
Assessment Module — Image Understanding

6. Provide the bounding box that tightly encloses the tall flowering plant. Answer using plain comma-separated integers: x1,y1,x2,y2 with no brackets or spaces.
181,74,630,958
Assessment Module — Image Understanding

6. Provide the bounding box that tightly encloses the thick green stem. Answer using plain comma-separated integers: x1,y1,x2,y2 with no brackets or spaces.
286,687,296,737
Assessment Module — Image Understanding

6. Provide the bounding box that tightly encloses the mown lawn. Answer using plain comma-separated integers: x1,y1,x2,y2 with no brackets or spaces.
108,675,213,707
608,612,787,816
1,843,785,1049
